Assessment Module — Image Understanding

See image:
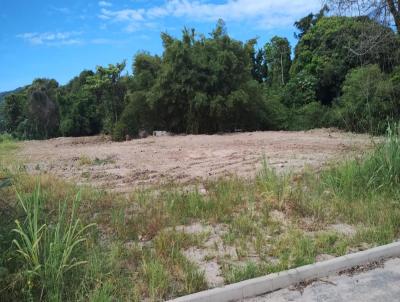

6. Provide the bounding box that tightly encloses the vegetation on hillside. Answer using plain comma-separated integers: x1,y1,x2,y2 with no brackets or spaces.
1,10,400,140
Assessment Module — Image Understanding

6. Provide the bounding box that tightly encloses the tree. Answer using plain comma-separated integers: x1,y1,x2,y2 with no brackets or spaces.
251,48,268,83
326,0,400,33
132,52,161,90
25,79,60,139
283,70,318,107
59,90,101,137
86,62,127,133
294,5,329,39
3,93,25,133
58,70,102,137
265,37,291,86
291,16,399,105
337,64,399,133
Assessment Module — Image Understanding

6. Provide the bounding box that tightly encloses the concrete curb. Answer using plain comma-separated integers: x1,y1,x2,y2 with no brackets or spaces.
168,241,400,302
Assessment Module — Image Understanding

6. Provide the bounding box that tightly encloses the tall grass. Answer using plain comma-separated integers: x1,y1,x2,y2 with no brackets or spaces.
12,186,94,301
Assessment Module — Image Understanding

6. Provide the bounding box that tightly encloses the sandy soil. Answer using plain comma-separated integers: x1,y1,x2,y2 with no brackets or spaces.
18,129,373,192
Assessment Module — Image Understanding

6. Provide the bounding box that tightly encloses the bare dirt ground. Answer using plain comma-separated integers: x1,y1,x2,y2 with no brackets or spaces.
18,129,374,193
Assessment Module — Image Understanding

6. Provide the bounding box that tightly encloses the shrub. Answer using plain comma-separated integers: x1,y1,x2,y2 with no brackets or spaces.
0,133,14,143
321,124,400,198
287,102,331,130
12,186,94,301
112,91,152,141
336,65,399,134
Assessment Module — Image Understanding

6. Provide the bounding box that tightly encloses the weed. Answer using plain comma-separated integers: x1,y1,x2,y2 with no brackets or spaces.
141,258,170,300
222,262,266,284
79,155,93,166
12,186,95,301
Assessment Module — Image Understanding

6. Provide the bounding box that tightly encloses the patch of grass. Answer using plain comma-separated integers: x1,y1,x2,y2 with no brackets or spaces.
93,156,116,166
141,258,170,300
222,262,281,284
271,230,316,268
79,155,115,167
79,155,93,166
12,185,95,301
0,134,18,163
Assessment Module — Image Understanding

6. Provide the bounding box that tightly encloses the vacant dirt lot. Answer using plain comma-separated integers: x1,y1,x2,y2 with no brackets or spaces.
19,129,373,192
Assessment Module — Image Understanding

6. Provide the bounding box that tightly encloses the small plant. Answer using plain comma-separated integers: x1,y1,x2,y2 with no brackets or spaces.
223,262,266,284
93,156,116,166
12,185,95,301
141,258,170,300
79,155,93,166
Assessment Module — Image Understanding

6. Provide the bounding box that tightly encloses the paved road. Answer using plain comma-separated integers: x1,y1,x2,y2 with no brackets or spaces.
243,258,400,302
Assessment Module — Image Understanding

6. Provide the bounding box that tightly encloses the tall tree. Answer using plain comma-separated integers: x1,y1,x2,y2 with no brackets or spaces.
3,93,25,133
251,48,268,83
26,79,60,139
265,37,292,86
291,16,399,104
86,62,127,132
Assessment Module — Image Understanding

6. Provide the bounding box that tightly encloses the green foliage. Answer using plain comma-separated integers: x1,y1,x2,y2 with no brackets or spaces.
287,102,331,130
143,22,268,133
335,65,399,133
2,79,60,139
251,48,268,83
294,5,329,39
282,70,317,107
325,124,400,195
86,62,127,134
59,90,101,137
264,36,292,86
223,262,266,284
12,186,94,301
1,16,400,139
58,71,103,137
112,91,152,141
291,16,399,105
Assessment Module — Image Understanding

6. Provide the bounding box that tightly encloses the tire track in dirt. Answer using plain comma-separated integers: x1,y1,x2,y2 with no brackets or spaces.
18,129,375,192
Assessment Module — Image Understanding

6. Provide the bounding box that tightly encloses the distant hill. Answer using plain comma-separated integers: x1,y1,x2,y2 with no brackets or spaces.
0,87,23,105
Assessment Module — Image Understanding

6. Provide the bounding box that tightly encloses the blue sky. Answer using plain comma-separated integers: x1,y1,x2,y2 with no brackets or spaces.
0,0,322,92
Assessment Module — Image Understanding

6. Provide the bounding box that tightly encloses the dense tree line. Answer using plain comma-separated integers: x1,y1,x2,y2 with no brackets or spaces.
1,12,400,140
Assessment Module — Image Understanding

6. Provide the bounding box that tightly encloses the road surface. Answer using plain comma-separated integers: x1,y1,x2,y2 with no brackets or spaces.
243,258,400,302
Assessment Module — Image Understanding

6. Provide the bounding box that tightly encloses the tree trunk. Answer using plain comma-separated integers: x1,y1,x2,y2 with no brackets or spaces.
280,53,284,85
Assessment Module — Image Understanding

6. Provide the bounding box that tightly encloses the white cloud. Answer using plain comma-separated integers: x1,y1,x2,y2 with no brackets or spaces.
99,8,144,21
98,0,322,31
17,31,83,46
99,1,112,7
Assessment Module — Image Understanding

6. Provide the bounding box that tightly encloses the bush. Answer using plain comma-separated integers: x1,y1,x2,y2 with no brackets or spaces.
321,124,400,199
112,91,153,141
287,102,332,130
336,65,399,134
111,120,128,142
0,133,14,143
12,186,94,301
